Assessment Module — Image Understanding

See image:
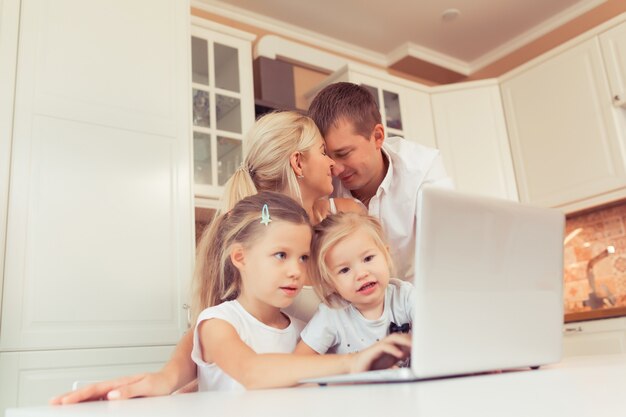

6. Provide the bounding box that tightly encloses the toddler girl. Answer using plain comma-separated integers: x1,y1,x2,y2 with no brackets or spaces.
296,212,414,356
191,192,410,390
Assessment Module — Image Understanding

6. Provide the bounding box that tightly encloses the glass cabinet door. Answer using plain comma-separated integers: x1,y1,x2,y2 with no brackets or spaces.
190,24,254,203
358,81,405,138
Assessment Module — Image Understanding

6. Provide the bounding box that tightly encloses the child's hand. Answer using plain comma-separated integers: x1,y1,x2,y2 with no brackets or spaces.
350,333,411,373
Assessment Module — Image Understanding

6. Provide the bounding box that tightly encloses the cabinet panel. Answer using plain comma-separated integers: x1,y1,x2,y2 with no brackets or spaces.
191,23,255,201
0,346,173,414
563,318,626,357
600,21,626,107
1,0,192,349
431,83,518,200
501,37,626,209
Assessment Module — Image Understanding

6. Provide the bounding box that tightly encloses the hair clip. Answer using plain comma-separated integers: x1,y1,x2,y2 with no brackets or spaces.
260,204,272,226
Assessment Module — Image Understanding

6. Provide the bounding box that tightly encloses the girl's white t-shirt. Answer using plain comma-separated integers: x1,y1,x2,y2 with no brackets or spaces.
300,278,414,354
192,300,305,391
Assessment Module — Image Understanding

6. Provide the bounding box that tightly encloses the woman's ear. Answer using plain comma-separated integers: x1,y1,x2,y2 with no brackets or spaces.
230,243,246,269
289,151,304,178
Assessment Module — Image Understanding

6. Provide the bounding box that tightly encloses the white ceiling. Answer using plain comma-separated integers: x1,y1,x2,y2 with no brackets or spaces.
197,0,606,73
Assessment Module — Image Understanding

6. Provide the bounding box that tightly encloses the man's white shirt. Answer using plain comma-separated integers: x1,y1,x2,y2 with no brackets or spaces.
332,137,453,281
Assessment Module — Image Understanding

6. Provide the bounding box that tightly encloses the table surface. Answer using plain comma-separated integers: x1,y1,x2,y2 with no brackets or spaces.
7,354,626,417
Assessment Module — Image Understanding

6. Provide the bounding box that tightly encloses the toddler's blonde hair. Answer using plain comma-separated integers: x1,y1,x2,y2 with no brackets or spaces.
308,212,394,306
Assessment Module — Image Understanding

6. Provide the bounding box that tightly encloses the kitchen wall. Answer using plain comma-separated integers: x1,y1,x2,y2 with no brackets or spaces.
565,200,626,320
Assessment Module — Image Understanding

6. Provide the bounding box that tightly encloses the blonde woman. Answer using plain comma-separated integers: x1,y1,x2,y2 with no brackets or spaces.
222,111,364,221
51,111,365,404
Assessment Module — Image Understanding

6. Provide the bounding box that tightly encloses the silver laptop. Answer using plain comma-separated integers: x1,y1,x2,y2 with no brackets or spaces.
302,187,565,385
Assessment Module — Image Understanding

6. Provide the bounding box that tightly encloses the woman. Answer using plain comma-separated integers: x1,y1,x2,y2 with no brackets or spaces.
50,111,365,404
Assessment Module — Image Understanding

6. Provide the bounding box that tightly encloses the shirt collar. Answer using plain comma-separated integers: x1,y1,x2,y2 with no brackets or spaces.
378,144,394,195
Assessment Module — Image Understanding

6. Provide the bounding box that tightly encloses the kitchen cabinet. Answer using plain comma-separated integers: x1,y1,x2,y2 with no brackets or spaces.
600,20,626,108
563,318,626,357
306,63,437,149
190,18,255,208
0,0,192,412
0,346,173,411
500,34,626,213
0,0,19,314
430,80,518,200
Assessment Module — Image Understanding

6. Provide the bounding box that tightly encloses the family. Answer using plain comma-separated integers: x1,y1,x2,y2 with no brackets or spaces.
51,81,453,403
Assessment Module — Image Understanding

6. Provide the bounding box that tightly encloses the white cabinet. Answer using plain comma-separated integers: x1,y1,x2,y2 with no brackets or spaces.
190,18,255,208
600,20,626,108
307,64,437,148
0,346,173,411
501,35,626,212
430,81,518,200
0,0,192,412
563,318,626,357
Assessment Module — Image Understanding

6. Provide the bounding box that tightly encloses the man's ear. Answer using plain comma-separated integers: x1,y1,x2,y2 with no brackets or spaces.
372,124,385,149
289,151,304,177
230,243,246,269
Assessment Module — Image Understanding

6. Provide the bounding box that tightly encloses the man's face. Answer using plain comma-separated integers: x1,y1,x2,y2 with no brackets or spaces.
323,119,383,191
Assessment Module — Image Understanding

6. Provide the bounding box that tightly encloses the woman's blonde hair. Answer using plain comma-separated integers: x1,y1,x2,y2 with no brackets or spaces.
191,191,310,322
308,212,394,307
221,111,322,212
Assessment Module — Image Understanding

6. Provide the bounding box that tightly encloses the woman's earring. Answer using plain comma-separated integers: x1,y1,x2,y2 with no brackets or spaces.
297,174,304,179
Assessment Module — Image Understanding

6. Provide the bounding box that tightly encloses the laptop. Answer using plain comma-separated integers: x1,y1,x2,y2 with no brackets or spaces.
301,187,565,385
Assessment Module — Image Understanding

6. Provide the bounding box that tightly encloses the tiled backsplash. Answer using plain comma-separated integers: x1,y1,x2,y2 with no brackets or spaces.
565,201,626,317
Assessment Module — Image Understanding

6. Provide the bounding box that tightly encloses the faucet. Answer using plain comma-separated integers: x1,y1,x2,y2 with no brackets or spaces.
584,246,616,309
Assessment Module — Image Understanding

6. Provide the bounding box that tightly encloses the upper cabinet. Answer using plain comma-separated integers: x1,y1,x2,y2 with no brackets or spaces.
501,24,626,213
431,81,519,201
600,21,626,108
190,19,255,207
306,64,437,149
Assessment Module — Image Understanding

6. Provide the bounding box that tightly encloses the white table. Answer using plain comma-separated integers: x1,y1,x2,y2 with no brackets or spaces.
7,354,626,417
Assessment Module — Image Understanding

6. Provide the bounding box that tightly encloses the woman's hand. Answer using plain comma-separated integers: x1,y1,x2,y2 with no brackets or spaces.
350,333,411,373
49,372,176,405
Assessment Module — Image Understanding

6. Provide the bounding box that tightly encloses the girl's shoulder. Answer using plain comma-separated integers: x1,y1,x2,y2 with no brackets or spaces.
196,300,246,327
333,197,367,215
386,278,415,302
312,197,366,223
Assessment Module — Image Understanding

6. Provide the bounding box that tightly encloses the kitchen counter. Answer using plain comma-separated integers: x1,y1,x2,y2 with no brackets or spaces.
7,354,626,417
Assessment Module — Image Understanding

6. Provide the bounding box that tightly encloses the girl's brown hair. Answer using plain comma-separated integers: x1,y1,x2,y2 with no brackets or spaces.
191,191,311,321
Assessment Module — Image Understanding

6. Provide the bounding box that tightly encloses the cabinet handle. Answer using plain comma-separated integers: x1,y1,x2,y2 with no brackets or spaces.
563,326,583,334
183,303,191,329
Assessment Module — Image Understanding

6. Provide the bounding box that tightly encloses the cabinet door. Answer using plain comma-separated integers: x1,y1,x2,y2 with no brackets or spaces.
501,37,626,210
1,0,192,350
191,25,255,202
563,319,626,357
600,21,626,107
0,346,173,414
431,83,518,200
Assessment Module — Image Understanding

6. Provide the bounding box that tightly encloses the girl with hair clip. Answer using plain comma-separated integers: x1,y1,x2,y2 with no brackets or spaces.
191,191,409,390
295,212,414,359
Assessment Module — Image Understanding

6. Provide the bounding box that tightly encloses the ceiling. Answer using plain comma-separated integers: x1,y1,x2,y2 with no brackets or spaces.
198,0,607,79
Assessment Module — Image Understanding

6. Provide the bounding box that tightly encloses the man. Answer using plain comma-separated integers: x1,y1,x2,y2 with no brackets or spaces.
308,82,453,280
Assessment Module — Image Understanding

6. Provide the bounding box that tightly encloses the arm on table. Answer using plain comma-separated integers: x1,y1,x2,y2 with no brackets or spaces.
49,331,196,404
200,319,410,389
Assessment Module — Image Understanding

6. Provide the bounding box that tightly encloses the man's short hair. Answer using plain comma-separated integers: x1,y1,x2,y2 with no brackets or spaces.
308,82,381,139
